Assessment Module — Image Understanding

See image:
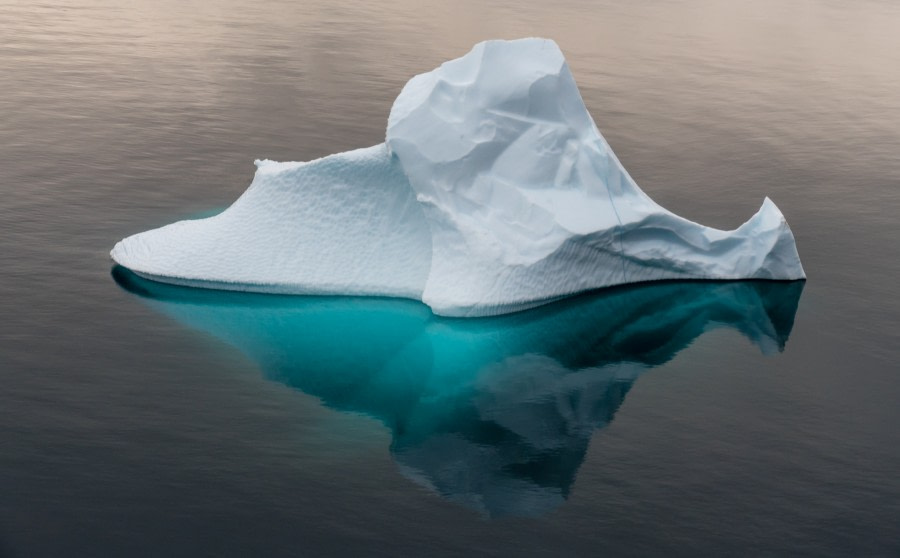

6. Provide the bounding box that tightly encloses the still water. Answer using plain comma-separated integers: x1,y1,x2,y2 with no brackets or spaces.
1,0,899,556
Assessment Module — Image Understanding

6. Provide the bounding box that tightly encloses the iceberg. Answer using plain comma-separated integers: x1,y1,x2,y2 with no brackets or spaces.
111,38,805,317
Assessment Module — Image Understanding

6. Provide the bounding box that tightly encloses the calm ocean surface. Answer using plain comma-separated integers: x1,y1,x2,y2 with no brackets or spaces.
1,1,898,556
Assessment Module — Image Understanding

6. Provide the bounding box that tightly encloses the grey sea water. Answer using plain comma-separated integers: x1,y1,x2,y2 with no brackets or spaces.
1,1,898,556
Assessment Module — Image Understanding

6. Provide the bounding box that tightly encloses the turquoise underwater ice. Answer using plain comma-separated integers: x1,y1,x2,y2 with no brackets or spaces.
114,268,802,517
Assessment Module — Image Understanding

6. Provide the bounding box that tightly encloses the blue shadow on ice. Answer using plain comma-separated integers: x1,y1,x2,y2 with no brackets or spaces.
112,267,803,518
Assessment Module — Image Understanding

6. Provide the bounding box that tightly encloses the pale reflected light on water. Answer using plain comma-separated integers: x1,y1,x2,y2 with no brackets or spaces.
0,1,898,556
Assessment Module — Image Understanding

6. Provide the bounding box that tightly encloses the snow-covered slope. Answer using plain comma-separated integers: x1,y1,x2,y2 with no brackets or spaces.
112,144,431,299
112,38,805,317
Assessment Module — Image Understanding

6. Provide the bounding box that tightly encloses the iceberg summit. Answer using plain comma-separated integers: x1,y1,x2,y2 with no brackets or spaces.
111,38,805,317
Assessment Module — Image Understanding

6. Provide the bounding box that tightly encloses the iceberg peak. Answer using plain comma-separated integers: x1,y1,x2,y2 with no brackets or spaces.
111,38,805,317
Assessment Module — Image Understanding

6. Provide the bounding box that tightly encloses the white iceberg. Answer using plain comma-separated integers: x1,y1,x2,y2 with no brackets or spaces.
111,38,805,317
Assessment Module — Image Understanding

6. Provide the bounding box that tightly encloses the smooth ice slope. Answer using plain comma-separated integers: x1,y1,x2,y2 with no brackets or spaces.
112,38,805,317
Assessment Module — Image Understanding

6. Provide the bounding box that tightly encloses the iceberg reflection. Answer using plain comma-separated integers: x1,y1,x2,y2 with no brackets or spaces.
113,267,802,518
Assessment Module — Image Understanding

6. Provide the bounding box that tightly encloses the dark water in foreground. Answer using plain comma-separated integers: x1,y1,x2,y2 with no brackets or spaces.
1,1,899,556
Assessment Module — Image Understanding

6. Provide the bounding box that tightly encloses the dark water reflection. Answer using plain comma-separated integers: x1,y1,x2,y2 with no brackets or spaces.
114,268,802,517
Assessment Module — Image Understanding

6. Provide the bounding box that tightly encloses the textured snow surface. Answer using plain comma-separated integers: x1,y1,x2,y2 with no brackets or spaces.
112,38,805,317
112,145,432,299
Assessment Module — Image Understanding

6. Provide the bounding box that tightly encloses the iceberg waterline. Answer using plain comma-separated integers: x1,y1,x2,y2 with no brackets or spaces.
111,38,805,317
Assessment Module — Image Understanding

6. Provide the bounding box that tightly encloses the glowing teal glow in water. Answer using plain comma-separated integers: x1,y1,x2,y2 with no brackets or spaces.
113,267,802,517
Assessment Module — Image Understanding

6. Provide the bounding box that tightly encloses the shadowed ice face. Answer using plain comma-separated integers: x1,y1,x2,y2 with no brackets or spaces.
113,268,802,518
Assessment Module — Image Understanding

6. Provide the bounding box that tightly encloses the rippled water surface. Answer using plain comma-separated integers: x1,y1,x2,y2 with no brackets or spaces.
1,1,899,556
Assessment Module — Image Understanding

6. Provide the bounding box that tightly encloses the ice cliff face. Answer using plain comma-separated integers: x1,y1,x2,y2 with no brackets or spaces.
111,38,805,317
386,38,804,315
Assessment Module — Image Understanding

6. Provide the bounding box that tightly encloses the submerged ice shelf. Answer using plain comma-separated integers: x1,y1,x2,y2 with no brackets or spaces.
111,38,805,317
113,267,804,517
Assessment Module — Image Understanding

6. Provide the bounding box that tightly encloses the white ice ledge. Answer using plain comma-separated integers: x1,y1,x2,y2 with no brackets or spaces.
111,38,805,317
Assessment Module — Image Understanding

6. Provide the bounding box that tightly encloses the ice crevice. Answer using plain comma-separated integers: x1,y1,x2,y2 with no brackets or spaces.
111,38,805,317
